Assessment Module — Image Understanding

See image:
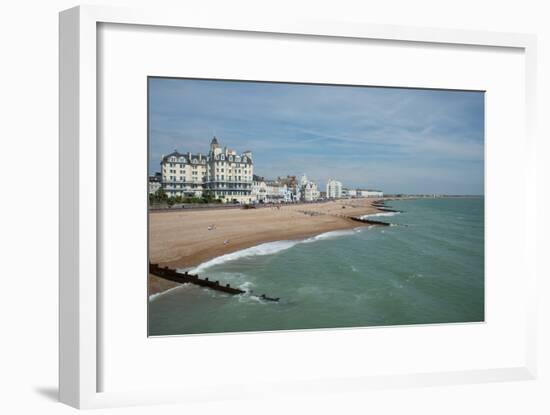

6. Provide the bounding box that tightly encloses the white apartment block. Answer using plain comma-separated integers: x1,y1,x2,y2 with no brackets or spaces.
357,189,384,198
326,179,343,199
160,137,254,203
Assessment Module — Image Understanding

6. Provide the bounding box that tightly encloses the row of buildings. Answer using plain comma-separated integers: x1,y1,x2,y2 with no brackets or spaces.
325,179,383,199
150,137,382,203
250,174,322,204
343,188,384,198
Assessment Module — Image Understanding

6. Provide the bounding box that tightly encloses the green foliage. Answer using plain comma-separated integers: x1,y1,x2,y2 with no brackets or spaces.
149,187,222,206
201,189,218,203
149,187,168,205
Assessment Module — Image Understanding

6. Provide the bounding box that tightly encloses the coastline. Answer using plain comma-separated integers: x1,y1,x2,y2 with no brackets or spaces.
148,198,387,296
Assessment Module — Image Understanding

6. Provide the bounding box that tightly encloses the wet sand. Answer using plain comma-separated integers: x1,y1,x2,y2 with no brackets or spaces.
148,198,384,295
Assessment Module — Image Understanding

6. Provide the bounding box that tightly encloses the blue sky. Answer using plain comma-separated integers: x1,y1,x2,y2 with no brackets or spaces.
149,78,484,195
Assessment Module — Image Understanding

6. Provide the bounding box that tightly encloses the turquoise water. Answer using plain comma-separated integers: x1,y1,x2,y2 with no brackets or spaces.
148,198,484,336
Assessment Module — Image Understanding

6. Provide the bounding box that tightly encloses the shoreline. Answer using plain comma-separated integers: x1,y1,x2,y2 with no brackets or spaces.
148,198,393,296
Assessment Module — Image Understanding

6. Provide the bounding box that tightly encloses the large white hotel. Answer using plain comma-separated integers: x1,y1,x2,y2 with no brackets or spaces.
160,137,254,203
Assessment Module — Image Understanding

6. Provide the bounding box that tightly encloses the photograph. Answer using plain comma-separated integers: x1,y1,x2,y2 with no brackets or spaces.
147,78,485,336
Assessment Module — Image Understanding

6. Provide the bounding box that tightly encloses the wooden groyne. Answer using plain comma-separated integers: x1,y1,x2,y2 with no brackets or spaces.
372,200,403,213
149,263,280,301
347,199,405,226
348,216,392,226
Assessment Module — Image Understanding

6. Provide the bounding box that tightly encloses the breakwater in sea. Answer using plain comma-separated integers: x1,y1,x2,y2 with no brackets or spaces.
149,263,280,301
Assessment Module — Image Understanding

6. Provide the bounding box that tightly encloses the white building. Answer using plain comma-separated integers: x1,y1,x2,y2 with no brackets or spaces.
252,176,297,203
300,174,320,202
357,189,384,198
277,176,300,202
326,179,343,199
265,180,283,203
280,185,294,203
148,174,162,194
160,137,254,203
271,183,293,203
251,176,267,203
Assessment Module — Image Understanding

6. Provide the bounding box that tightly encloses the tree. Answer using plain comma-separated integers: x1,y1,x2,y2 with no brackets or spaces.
155,187,168,202
201,189,215,203
149,188,165,204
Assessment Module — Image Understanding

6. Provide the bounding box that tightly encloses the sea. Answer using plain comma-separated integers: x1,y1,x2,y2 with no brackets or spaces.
148,197,485,336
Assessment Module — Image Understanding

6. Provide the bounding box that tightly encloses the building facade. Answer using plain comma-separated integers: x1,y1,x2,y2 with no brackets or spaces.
357,189,384,198
326,179,343,199
148,173,162,194
251,175,268,203
252,175,295,203
160,137,254,203
300,174,320,202
341,188,383,198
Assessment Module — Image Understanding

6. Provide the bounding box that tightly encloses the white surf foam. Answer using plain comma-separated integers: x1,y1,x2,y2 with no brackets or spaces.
360,211,400,219
190,240,299,273
148,284,188,301
191,229,356,273
238,280,255,293
302,229,355,243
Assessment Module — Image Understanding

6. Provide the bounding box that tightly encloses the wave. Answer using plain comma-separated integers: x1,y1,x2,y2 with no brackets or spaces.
190,229,356,273
377,207,399,212
190,240,298,273
360,212,400,219
148,284,189,301
302,229,355,243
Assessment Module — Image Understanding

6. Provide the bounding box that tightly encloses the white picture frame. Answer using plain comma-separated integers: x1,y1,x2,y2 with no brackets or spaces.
59,4,538,409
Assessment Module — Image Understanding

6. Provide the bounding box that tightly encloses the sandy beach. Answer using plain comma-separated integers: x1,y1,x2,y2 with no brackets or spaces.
148,198,384,295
